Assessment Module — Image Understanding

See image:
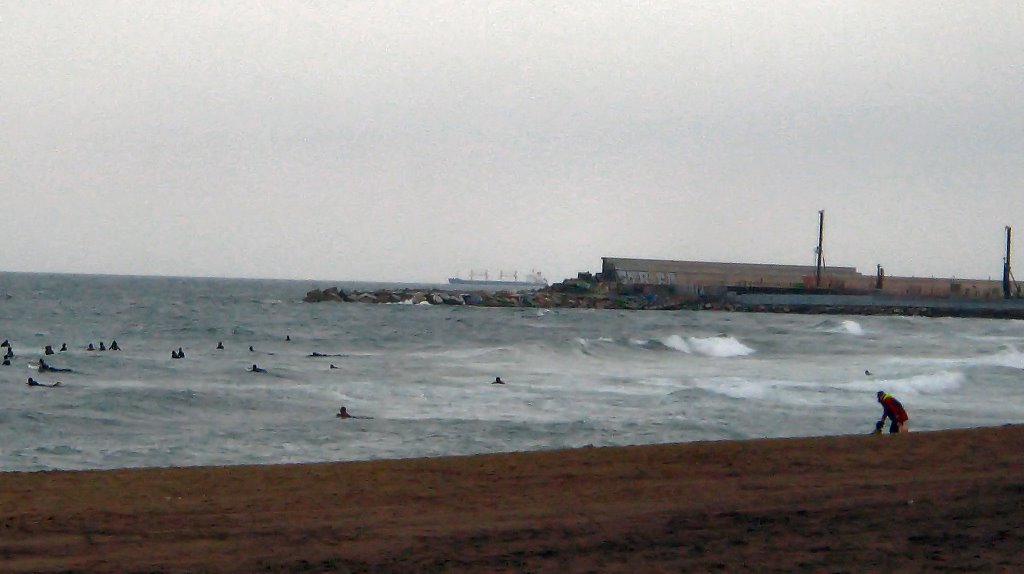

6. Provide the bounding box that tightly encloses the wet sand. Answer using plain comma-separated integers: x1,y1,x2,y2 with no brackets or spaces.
3,425,1024,573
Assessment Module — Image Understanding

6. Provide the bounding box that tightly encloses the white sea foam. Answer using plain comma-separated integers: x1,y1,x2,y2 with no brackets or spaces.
816,319,865,335
651,334,753,357
691,377,774,400
848,370,966,396
661,335,690,352
887,348,1024,370
976,348,1024,369
686,335,755,357
840,320,864,336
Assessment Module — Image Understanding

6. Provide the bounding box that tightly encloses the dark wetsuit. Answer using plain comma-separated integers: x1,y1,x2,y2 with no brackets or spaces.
39,361,71,373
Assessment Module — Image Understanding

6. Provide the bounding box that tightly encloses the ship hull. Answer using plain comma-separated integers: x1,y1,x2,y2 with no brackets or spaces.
448,278,546,287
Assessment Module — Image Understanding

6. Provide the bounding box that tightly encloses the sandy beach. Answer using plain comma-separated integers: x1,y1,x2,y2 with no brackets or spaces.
3,425,1023,572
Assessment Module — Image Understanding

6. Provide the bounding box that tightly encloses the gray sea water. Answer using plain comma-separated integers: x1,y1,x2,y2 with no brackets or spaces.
2,272,1023,472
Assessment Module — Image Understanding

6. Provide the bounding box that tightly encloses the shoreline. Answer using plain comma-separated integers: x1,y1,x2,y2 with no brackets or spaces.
4,425,1024,572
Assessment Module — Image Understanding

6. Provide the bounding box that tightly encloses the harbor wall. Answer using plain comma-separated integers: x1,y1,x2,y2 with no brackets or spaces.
601,257,1009,300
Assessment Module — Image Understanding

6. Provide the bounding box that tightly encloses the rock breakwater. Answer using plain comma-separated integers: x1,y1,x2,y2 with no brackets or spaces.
304,280,1024,319
303,276,697,310
302,283,662,309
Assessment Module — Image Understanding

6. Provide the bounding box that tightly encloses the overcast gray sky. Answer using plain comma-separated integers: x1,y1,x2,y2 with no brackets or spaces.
2,1,1022,283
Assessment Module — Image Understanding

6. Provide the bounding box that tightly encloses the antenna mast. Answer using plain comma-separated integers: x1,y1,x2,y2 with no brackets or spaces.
1004,226,1012,299
815,210,825,288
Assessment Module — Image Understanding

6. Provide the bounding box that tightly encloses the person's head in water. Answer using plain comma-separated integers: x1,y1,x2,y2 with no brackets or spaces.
492,376,504,384
337,406,350,418
249,346,254,352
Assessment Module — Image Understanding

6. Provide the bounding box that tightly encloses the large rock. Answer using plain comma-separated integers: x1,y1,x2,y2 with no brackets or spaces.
321,287,344,302
441,294,464,305
304,288,343,303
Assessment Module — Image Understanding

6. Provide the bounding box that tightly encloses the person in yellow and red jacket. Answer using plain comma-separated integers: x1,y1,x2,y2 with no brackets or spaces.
875,391,909,433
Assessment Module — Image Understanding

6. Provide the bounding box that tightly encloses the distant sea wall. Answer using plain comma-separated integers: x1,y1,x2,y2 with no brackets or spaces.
303,283,1024,319
302,286,609,309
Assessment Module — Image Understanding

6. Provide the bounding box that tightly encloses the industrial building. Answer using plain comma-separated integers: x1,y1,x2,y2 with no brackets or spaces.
599,257,1008,300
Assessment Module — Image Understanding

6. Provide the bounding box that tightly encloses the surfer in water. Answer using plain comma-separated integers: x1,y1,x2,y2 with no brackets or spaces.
336,406,373,419
249,364,267,373
44,345,54,355
38,359,71,373
27,377,61,388
875,391,909,434
110,340,120,351
216,342,224,350
492,376,505,384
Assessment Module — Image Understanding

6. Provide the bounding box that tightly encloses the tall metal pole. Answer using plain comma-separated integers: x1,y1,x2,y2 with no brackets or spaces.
815,210,825,288
1004,226,1012,299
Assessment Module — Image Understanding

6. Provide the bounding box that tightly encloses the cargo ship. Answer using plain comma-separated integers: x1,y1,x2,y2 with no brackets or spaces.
448,270,548,287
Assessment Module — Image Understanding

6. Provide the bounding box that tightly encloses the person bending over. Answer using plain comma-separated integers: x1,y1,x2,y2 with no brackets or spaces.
875,390,909,434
